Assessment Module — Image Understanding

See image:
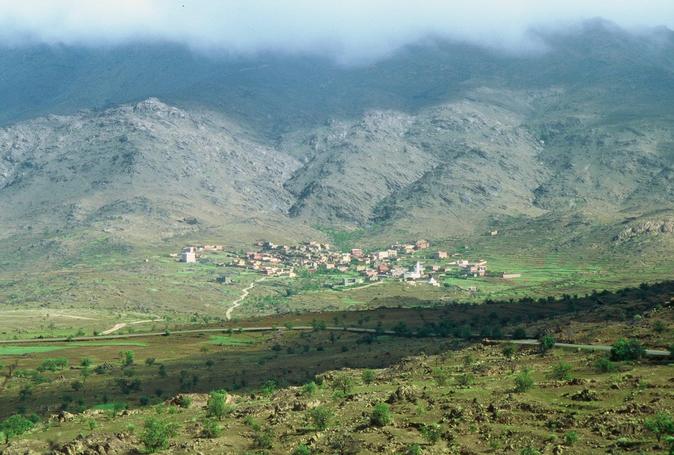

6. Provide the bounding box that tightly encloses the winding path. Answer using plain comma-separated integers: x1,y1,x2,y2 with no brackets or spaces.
100,319,164,335
225,278,265,321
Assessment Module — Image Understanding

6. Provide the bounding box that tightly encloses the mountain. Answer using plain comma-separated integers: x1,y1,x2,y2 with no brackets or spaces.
1,21,674,258
0,99,302,247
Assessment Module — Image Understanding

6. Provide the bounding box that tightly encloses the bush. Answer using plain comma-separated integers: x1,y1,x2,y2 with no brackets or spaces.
207,391,231,420
610,339,645,361
644,412,674,442
332,374,354,395
520,448,541,455
119,350,135,367
431,367,448,386
514,368,534,392
549,361,573,381
594,356,617,373
456,373,474,387
293,444,312,455
419,423,442,444
253,427,274,449
175,395,192,408
0,415,34,443
539,335,555,354
141,417,178,453
308,405,331,431
37,358,68,372
563,431,579,445
361,369,375,384
302,381,318,396
502,344,516,358
370,403,392,427
406,444,423,455
201,418,222,438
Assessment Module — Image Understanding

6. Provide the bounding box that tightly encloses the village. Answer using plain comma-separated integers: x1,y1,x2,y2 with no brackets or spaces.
173,239,521,288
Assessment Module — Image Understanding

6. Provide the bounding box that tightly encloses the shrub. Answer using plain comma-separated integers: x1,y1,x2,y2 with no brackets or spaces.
549,361,573,381
175,395,192,408
644,412,674,442
431,367,448,386
406,444,423,455
119,350,135,368
520,447,541,455
141,417,178,453
293,444,312,455
37,358,68,372
361,369,375,384
594,356,617,373
514,368,534,392
653,320,666,333
332,374,354,395
80,358,92,367
0,415,34,443
308,405,331,431
302,381,318,396
539,335,555,354
144,357,156,366
502,344,516,358
370,403,392,427
206,391,230,420
253,427,274,449
610,339,645,361
456,373,474,387
563,431,579,445
419,423,442,444
261,380,277,396
201,418,222,438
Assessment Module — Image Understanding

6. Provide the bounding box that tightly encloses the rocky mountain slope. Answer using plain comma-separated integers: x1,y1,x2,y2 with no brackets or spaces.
0,99,301,244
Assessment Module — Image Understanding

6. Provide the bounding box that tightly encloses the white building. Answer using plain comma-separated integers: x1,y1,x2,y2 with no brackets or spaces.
180,246,197,263
404,261,423,280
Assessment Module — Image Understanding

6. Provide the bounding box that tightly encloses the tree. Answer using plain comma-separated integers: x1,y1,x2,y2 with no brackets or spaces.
370,403,392,427
361,369,375,384
141,417,178,453
120,350,135,368
539,335,555,354
610,339,645,361
308,405,331,430
0,415,34,443
514,368,534,392
644,412,674,442
332,374,354,396
207,391,230,420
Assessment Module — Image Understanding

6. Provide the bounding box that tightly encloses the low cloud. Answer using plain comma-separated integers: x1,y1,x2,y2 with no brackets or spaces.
0,0,672,62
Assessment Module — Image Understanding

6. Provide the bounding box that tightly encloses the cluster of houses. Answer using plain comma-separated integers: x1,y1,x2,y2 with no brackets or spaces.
173,239,521,287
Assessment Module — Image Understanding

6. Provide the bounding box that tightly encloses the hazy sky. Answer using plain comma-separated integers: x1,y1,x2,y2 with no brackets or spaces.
0,0,672,62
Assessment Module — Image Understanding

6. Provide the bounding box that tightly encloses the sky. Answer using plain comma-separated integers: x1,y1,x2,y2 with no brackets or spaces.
0,0,672,62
